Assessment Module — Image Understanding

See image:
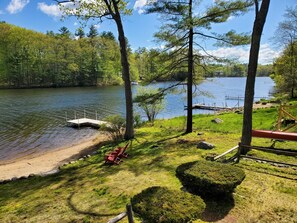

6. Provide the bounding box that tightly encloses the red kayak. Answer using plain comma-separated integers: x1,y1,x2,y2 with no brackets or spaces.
252,130,297,141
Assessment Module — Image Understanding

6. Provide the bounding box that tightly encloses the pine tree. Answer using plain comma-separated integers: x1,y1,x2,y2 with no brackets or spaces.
147,0,251,133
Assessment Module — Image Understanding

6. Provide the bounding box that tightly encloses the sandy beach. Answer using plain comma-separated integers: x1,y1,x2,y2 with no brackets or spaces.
0,133,110,181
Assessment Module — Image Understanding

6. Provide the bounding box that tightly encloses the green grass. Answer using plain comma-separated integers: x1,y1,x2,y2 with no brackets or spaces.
0,107,296,222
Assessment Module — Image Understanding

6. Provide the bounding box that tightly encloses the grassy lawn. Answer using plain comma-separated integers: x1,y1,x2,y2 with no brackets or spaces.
0,107,296,223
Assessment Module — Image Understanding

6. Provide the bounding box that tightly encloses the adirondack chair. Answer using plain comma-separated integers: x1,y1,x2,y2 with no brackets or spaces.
115,142,129,158
104,152,121,165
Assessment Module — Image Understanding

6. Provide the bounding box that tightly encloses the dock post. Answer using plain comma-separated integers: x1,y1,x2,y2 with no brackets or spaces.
74,111,77,120
95,111,98,120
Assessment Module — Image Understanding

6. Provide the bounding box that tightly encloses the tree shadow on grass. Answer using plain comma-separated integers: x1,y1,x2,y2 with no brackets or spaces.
200,193,235,222
67,192,117,217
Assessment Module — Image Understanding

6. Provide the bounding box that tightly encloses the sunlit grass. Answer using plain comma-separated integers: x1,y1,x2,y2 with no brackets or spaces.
0,107,296,222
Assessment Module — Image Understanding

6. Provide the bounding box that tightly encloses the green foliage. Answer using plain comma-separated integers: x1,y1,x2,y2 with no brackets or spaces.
0,108,296,222
103,114,126,141
87,25,98,38
205,63,272,77
176,161,246,195
131,186,205,223
145,0,252,81
134,87,165,123
0,23,130,87
273,41,297,98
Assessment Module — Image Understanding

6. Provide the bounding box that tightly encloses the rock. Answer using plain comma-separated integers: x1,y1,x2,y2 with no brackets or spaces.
86,155,91,158
79,158,84,161
211,118,223,124
29,174,35,178
197,141,215,150
11,177,18,181
197,132,204,136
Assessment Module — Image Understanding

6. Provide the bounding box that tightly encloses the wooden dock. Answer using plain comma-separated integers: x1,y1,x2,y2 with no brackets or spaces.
225,95,269,100
192,104,232,111
67,118,108,128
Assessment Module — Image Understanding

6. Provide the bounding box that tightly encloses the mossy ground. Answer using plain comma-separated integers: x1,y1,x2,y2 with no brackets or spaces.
0,107,296,222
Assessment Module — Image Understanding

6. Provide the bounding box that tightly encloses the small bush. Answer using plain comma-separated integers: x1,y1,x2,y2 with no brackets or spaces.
131,186,205,223
102,114,125,141
176,161,245,196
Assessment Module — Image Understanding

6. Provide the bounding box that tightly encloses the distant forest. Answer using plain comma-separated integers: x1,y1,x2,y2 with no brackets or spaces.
0,22,273,88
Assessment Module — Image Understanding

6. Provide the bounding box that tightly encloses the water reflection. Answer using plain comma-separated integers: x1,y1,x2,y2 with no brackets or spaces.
0,77,274,161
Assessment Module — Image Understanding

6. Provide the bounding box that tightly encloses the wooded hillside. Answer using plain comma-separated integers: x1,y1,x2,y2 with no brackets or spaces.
0,22,139,88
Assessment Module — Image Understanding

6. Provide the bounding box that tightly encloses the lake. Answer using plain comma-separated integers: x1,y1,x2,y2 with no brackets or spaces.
0,77,274,161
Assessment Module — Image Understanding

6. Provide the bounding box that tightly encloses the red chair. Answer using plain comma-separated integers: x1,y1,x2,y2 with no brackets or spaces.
104,153,121,165
115,142,129,158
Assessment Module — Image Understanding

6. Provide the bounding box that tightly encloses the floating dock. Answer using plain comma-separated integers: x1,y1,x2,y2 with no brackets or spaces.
67,118,108,128
192,104,232,111
225,95,269,100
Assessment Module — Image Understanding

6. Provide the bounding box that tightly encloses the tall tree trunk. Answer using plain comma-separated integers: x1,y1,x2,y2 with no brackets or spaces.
241,0,270,154
290,39,295,98
112,1,134,140
186,0,193,134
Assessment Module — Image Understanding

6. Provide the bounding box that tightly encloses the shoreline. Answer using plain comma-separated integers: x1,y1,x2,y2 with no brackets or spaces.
0,132,110,181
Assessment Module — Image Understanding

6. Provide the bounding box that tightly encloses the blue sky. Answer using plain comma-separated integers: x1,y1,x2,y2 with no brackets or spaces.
0,0,296,64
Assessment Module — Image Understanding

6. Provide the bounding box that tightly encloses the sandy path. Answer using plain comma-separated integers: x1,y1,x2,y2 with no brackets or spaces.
0,133,110,181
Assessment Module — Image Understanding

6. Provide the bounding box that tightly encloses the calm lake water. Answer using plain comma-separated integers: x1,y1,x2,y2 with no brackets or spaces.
0,77,274,161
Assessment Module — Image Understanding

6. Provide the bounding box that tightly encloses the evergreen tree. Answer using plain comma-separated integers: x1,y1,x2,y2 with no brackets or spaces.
101,31,115,40
87,25,98,38
147,0,251,133
75,27,85,39
58,26,71,38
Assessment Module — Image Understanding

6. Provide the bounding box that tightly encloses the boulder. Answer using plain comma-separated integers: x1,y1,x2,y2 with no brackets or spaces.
197,141,215,150
211,118,223,123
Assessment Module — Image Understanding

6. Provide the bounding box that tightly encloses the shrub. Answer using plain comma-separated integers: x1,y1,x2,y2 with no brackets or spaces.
131,186,205,223
176,161,245,196
102,114,125,141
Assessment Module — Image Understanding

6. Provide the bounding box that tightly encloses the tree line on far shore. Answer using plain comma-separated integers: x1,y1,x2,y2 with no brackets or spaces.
0,22,274,89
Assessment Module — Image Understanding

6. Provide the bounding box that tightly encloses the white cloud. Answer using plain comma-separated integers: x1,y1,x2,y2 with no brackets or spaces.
258,43,281,64
205,44,281,64
37,2,62,18
227,16,235,21
134,0,148,14
6,0,29,14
